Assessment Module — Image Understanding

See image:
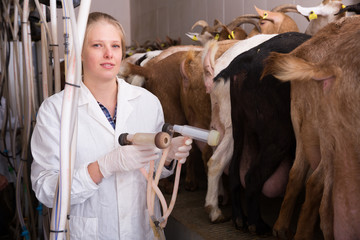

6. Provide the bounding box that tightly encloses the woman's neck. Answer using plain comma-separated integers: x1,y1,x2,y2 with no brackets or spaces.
84,77,118,117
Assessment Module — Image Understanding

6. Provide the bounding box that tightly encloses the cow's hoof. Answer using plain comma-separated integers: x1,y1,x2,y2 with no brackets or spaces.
248,221,271,235
273,228,293,240
205,205,212,214
210,211,229,223
211,214,229,223
204,206,229,223
233,217,247,231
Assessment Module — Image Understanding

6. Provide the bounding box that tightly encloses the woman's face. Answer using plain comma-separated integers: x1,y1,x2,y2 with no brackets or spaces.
82,21,123,83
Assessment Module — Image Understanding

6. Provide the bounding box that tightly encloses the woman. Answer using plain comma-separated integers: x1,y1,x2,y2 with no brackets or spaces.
31,12,192,239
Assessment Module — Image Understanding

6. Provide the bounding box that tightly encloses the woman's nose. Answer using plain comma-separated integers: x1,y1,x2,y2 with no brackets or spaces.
104,46,113,59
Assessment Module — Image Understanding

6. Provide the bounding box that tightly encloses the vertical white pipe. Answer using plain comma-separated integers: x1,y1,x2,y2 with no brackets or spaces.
50,0,61,93
50,1,91,239
17,1,31,238
41,5,49,100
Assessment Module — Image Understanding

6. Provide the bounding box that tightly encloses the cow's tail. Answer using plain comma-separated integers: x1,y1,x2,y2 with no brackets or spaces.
262,52,335,82
119,62,150,86
119,62,151,79
202,39,219,70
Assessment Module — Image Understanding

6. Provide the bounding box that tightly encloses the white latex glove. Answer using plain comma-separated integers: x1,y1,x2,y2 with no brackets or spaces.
98,145,160,178
166,136,193,164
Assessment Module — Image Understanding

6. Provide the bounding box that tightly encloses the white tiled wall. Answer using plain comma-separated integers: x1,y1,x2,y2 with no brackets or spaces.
129,0,357,46
55,0,131,58
52,0,358,55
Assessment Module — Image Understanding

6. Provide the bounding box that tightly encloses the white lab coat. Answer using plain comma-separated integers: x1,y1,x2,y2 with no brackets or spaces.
31,78,174,240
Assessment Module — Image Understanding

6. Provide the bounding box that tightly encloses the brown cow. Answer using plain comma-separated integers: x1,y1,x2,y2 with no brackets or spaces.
296,0,345,36
263,15,360,240
120,47,202,191
121,41,238,193
179,39,238,200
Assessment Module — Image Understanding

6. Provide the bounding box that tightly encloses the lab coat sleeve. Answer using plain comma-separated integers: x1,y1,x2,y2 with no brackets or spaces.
31,97,99,208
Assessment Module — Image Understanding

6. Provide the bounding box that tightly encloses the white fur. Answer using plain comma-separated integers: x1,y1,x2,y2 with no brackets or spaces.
204,34,277,222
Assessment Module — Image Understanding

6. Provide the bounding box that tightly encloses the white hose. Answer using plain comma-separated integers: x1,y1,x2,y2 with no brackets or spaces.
49,1,91,239
140,143,183,239
61,0,71,78
34,0,61,97
2,0,15,38
50,0,61,94
39,4,49,100
18,1,32,238
33,0,53,44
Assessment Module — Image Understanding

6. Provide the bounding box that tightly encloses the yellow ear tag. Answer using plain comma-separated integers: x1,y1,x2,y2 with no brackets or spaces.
231,31,235,39
309,11,318,20
342,4,346,9
146,48,151,52
262,12,268,19
214,33,219,40
161,43,165,47
192,35,198,41
128,52,133,56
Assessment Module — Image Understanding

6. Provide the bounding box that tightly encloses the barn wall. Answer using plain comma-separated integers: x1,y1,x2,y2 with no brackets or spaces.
54,0,356,56
55,0,131,58
129,0,357,46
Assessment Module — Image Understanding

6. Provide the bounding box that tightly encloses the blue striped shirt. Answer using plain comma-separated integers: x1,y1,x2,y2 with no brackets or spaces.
98,102,117,129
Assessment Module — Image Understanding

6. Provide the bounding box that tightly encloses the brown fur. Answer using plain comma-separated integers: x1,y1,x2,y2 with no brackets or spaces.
255,6,299,34
120,49,197,192
262,15,360,239
180,40,238,221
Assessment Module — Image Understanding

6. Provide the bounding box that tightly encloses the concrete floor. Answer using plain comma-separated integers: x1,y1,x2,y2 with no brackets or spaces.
164,180,284,240
162,161,296,240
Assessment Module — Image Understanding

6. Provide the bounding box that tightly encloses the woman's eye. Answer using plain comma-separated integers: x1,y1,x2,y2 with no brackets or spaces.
93,44,101,47
113,45,121,48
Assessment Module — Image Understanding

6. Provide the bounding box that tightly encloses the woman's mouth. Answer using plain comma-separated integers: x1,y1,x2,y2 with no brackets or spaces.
101,63,115,69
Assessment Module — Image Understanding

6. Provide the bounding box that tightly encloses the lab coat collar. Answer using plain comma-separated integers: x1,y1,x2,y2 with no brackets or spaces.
115,78,143,134
78,78,143,135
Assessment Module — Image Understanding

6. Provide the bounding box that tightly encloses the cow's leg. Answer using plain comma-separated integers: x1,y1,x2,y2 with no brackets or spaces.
273,106,311,240
245,150,291,235
205,129,233,222
292,119,323,240
201,144,212,175
319,153,334,240
294,159,324,240
229,140,247,230
272,149,309,239
205,157,228,223
184,145,201,191
246,192,270,235
333,142,360,240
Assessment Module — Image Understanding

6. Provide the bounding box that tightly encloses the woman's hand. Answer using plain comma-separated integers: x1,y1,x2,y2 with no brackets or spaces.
166,136,193,164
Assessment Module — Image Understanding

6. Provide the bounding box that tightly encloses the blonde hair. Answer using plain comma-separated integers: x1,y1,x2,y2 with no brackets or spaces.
85,12,126,59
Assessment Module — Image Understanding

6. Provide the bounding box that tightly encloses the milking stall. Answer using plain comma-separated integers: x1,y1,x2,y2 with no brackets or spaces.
1,0,360,239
